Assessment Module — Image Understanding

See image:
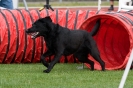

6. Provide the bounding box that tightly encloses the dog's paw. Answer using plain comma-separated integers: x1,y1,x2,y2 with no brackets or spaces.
43,69,51,73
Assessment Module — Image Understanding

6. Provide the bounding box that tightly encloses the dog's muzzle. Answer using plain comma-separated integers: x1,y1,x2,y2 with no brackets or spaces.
31,32,39,39
26,32,39,39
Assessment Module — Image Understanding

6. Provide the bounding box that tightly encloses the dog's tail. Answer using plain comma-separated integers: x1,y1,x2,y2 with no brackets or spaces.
90,19,101,36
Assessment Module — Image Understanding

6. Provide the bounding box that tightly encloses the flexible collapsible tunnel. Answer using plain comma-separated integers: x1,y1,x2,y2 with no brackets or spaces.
80,11,133,70
0,9,133,70
0,9,42,63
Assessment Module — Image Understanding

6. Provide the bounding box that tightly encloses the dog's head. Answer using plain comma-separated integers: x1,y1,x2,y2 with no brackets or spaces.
26,16,52,39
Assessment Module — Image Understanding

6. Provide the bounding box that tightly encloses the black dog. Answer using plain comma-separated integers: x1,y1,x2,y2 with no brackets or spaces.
26,16,105,73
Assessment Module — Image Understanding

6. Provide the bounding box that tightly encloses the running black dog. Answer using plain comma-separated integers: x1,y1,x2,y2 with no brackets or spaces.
26,16,105,73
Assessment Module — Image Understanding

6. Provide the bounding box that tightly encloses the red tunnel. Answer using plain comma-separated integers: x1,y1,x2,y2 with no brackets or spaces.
80,12,133,70
0,9,133,70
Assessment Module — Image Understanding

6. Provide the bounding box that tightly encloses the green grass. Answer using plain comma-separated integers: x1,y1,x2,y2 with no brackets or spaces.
19,1,119,7
0,63,133,88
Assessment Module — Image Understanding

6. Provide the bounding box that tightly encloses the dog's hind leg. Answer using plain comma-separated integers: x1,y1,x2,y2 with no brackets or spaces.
91,53,105,71
74,53,94,70
90,48,105,71
86,37,105,71
84,58,94,71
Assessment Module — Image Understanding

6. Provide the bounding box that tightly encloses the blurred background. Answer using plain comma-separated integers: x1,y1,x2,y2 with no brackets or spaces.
18,0,118,7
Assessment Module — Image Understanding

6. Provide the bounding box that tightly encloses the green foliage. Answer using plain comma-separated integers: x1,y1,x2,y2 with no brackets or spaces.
0,63,133,88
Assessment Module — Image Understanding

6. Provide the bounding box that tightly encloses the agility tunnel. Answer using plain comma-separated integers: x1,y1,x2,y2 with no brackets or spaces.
0,9,133,70
80,11,133,70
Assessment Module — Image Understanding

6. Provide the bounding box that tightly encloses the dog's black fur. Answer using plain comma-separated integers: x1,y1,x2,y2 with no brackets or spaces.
26,16,105,73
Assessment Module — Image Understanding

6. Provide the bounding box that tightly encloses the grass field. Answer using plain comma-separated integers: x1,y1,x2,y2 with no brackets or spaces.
0,63,133,88
19,1,119,7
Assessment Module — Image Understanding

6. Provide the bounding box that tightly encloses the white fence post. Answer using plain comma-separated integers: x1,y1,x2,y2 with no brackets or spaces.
12,0,19,9
23,0,28,10
98,0,101,10
118,49,133,88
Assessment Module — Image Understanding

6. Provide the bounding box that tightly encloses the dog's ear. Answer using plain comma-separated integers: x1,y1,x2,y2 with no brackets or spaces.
38,16,53,31
44,16,52,22
39,16,52,23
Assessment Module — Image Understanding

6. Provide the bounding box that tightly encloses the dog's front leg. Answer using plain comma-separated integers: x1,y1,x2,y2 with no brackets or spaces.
40,50,53,68
43,53,62,73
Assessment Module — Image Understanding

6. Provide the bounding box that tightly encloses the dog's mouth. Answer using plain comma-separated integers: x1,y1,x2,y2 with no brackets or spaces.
28,32,39,39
